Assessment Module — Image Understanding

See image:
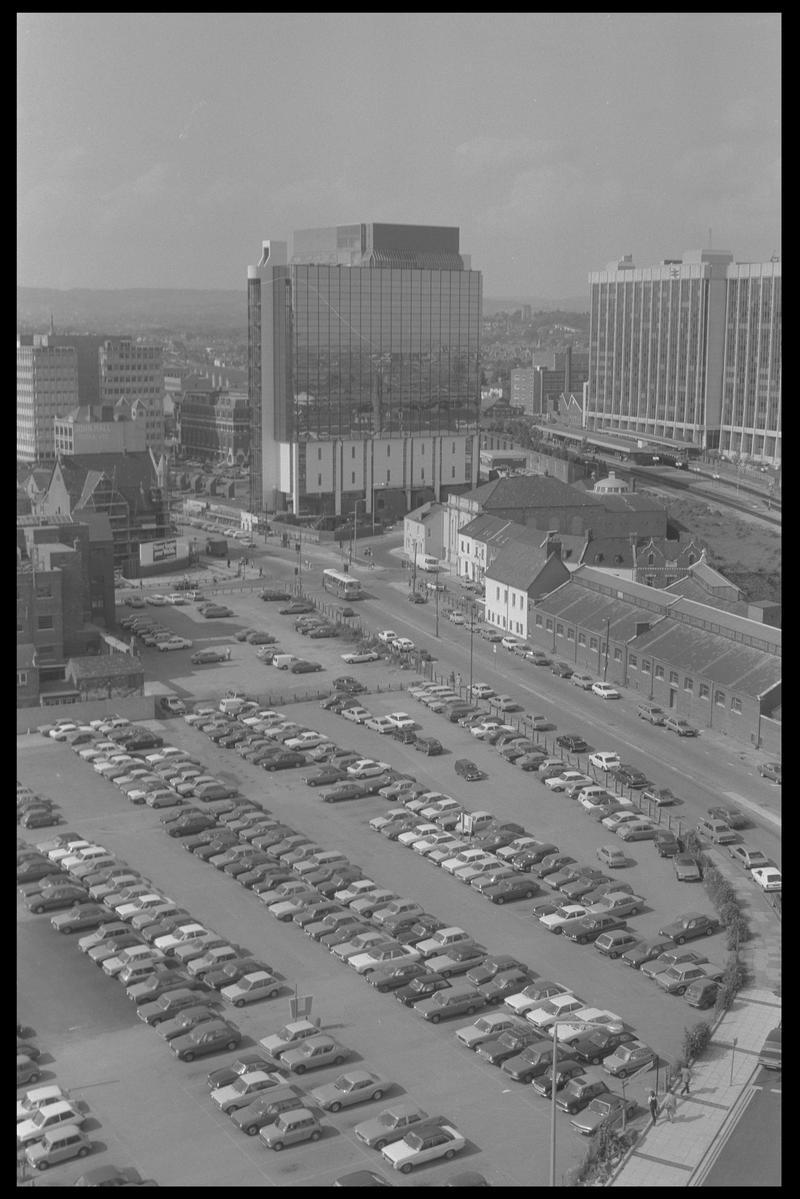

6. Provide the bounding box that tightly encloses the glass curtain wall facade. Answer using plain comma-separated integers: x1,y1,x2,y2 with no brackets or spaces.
291,265,480,442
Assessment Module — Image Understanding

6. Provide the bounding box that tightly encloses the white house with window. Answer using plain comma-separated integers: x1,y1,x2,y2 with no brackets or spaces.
483,540,571,637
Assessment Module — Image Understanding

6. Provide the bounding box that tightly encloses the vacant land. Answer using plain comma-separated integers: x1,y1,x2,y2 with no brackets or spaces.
644,491,781,603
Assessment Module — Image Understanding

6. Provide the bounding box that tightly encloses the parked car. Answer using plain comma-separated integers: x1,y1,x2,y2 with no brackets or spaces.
673,854,703,882
309,1070,389,1112
659,912,718,944
381,1121,466,1173
663,716,698,737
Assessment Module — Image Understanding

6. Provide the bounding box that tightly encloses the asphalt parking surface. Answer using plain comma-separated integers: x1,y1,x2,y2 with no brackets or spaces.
19,691,733,1189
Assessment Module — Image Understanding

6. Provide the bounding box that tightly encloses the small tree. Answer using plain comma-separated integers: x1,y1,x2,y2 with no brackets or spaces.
682,1020,712,1063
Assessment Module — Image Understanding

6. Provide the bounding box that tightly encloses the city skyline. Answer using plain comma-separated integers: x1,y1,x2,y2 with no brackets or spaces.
18,13,780,297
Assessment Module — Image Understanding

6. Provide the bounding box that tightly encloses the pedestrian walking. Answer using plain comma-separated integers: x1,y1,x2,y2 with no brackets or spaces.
648,1091,659,1126
679,1064,692,1095
663,1091,677,1123
226,558,230,569
258,567,263,578
225,647,231,661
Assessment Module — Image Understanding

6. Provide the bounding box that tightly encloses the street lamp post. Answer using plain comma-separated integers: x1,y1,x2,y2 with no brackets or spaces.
467,599,475,702
549,1018,621,1187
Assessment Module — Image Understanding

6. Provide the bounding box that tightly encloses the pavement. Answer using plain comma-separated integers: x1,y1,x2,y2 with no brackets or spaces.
609,984,780,1186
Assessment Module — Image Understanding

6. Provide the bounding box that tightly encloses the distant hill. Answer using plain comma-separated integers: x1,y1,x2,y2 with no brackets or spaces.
17,286,588,334
17,287,246,334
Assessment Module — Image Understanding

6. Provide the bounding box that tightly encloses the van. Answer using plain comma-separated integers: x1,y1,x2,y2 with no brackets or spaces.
684,977,719,1009
416,554,440,572
25,1125,92,1171
273,655,299,670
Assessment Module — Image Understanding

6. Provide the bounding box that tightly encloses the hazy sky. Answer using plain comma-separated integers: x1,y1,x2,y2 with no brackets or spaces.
18,12,780,298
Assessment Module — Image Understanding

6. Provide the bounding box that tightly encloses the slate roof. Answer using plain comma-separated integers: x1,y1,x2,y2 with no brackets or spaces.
535,577,664,643
459,514,542,547
485,543,555,590
66,652,143,679
630,619,781,699
469,475,602,510
664,575,748,616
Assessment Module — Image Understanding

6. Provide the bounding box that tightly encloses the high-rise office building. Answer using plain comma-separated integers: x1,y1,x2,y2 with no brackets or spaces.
247,223,482,517
511,348,589,415
587,251,781,463
720,260,781,462
17,335,80,462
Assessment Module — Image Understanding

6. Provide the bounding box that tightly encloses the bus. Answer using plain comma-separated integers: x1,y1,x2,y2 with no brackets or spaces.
322,569,363,600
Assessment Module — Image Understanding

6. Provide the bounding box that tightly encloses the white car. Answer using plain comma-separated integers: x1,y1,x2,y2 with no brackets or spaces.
588,751,621,772
386,712,417,730
154,923,208,954
377,630,397,644
470,721,505,739
340,650,380,663
364,717,396,735
347,759,391,779
496,837,541,862
601,810,641,832
555,1007,624,1043
448,612,464,625
381,1122,466,1173
341,707,372,724
592,682,620,699
17,1085,69,1123
397,823,439,848
221,971,282,1006
526,994,585,1030
470,684,496,699
284,731,331,750
392,637,415,651
453,855,501,884
501,636,521,650
751,867,781,891
539,904,589,932
147,594,169,606
157,637,193,651
441,849,489,875
419,797,462,821
349,944,421,974
579,790,623,815
334,879,379,904
546,771,593,793
426,839,468,865
369,810,409,833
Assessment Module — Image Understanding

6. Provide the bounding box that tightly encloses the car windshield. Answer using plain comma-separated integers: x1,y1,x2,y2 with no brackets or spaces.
590,1100,612,1115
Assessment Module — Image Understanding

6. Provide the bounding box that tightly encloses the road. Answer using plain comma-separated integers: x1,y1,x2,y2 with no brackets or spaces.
701,1069,781,1187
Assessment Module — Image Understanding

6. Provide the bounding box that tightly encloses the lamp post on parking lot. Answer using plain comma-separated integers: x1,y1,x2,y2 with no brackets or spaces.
466,598,476,702
549,1018,619,1187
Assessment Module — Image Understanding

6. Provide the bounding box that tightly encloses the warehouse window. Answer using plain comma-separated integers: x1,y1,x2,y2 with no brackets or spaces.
714,690,725,707
684,677,693,691
730,696,742,714
654,665,664,680
629,654,638,668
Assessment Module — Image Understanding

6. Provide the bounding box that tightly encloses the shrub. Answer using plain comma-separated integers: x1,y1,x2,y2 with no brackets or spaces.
682,830,704,858
714,957,749,1014
682,1021,712,1063
725,917,749,951
718,900,741,928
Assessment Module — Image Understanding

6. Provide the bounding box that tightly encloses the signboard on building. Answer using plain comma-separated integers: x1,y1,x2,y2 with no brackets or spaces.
139,537,189,568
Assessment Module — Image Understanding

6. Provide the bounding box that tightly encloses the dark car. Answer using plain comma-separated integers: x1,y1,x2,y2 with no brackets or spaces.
465,955,527,987
707,805,750,830
394,974,451,1007
612,764,650,789
653,830,682,858
454,759,483,781
369,961,429,993
620,937,675,969
476,1026,543,1066
562,914,628,945
290,660,323,674
551,663,574,679
555,734,588,753
171,1018,242,1061
333,677,367,693
206,1052,276,1090
260,590,292,602
414,737,443,755
168,814,218,838
478,969,536,1006
27,884,90,914
569,1028,635,1064
263,751,306,771
480,876,540,905
658,912,718,944
555,1077,610,1114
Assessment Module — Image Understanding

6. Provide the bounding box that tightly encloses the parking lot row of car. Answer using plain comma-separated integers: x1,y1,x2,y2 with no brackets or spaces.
39,732,486,1178
18,781,64,831
42,716,650,1146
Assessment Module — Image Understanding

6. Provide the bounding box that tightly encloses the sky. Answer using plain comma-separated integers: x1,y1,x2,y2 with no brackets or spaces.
17,12,781,298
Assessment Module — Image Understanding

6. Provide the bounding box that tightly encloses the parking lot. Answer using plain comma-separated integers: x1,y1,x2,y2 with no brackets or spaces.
18,676,742,1187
